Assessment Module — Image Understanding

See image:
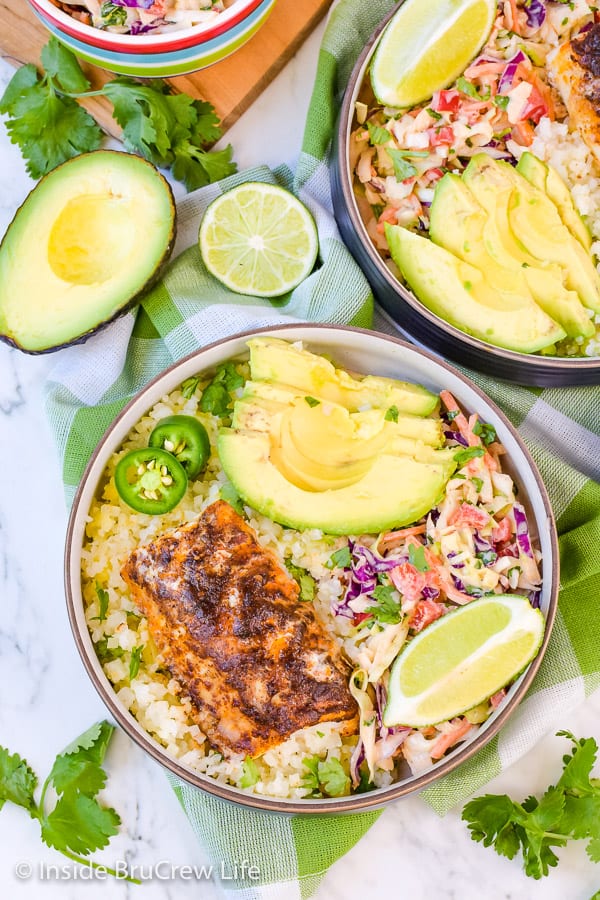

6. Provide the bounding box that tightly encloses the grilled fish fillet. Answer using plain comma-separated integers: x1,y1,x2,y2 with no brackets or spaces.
121,500,358,757
549,23,600,163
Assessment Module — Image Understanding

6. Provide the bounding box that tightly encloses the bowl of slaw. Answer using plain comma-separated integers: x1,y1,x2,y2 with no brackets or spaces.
331,1,600,386
65,324,559,812
28,0,277,76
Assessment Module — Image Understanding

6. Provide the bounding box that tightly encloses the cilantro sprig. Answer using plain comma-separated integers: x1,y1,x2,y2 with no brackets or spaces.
302,756,350,797
0,722,137,883
199,361,245,417
285,559,316,603
0,37,236,189
463,731,600,880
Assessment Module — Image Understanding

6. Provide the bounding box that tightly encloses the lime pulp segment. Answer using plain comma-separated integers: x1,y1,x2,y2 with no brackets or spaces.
199,183,319,298
383,595,545,727
371,0,497,108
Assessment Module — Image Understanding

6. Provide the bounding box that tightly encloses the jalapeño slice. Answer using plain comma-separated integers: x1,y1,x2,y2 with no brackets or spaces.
115,448,188,515
148,415,210,479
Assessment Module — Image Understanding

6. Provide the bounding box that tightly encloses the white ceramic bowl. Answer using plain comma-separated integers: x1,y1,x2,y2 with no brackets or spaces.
65,324,559,812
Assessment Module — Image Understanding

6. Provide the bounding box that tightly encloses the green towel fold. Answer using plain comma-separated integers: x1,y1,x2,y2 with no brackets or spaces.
44,0,600,896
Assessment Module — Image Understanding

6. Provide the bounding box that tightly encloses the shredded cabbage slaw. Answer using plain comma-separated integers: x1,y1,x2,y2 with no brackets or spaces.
53,0,234,36
330,389,542,784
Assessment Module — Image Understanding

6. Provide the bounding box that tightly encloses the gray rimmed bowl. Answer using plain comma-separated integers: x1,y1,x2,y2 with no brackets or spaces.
65,324,559,813
331,3,600,387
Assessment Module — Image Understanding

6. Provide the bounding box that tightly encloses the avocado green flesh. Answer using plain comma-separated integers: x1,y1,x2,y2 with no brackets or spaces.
516,152,592,250
248,337,438,416
464,155,600,314
0,151,175,353
218,429,454,534
430,172,594,339
385,224,565,353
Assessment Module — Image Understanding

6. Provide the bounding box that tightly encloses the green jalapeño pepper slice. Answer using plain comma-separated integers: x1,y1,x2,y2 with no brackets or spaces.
115,447,188,514
148,415,210,480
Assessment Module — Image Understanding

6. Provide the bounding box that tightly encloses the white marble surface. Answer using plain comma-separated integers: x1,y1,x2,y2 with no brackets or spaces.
1,12,599,900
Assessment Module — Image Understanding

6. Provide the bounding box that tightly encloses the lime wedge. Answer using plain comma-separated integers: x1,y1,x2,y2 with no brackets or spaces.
371,0,497,108
384,595,544,727
199,182,319,298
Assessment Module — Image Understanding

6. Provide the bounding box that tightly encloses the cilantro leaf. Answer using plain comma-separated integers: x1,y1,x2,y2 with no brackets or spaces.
326,546,352,569
92,582,109,622
385,405,399,422
387,148,418,181
1,42,236,190
304,396,320,407
408,544,429,572
301,756,349,797
463,731,600,880
48,722,114,798
369,584,402,624
40,38,90,94
456,76,480,99
180,376,200,399
99,1,128,27
472,419,497,445
0,722,133,883
0,748,37,815
95,638,125,665
239,757,260,789
301,756,321,794
219,481,245,516
200,362,245,417
42,793,120,855
2,83,102,179
285,560,316,603
0,64,39,114
129,645,143,681
454,446,485,467
317,759,350,797
367,122,391,145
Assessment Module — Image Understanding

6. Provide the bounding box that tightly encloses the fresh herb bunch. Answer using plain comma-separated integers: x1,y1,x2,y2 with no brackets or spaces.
0,721,137,883
0,38,236,190
463,731,600,879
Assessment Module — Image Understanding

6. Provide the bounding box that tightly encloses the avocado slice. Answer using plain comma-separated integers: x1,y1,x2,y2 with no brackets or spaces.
248,337,439,416
464,154,600,314
217,429,455,535
429,172,594,339
0,151,176,353
516,152,592,250
385,224,565,353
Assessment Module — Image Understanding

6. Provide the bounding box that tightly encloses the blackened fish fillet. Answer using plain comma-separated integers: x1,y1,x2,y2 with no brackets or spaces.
121,500,357,757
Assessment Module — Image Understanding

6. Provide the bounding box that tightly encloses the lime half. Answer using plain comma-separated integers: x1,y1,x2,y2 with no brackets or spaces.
371,0,497,108
384,595,544,727
199,182,319,298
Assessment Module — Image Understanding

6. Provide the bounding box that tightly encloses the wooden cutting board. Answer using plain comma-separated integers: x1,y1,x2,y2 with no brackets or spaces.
0,0,332,139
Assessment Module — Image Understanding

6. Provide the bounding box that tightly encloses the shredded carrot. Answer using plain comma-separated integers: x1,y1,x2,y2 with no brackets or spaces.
512,120,536,146
530,69,556,121
507,0,523,35
379,524,427,549
431,719,473,759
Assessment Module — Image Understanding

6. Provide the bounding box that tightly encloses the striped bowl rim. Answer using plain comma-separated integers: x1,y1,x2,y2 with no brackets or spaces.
27,0,264,54
31,0,274,71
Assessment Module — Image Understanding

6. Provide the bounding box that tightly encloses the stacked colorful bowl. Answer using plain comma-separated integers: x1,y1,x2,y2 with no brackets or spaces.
27,0,277,77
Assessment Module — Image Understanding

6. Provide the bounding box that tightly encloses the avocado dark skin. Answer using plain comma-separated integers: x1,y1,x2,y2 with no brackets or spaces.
0,151,177,354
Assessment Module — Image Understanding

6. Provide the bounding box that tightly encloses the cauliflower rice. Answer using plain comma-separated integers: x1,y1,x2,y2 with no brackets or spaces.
81,353,543,800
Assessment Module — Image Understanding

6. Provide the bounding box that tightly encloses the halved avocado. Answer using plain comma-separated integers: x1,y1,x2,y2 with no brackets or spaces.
0,151,176,353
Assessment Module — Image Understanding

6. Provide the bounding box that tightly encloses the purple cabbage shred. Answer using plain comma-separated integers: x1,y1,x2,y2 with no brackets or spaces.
498,50,527,93
524,0,546,29
513,504,534,558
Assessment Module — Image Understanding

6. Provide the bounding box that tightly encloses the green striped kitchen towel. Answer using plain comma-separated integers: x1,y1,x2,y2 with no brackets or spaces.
44,0,600,896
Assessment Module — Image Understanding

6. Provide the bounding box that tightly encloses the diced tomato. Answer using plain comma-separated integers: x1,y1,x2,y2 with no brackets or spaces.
511,120,535,146
432,90,460,113
410,599,444,633
389,562,428,604
448,503,491,529
430,719,473,760
429,126,454,148
522,83,547,124
490,688,507,709
497,542,519,559
376,205,399,233
421,167,445,186
492,516,513,543
352,611,373,626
